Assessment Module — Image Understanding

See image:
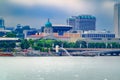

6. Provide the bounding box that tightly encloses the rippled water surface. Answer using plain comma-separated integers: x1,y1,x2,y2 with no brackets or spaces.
0,57,120,80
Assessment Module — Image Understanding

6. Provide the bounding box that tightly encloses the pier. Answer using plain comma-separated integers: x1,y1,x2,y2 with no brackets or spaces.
53,48,120,56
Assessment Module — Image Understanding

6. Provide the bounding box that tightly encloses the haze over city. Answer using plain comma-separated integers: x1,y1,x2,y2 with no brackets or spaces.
0,0,119,31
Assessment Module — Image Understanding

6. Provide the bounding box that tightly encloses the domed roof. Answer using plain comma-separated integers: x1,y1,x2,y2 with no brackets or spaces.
45,19,52,27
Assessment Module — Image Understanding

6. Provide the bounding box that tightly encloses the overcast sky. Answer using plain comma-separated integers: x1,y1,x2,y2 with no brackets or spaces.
0,0,119,32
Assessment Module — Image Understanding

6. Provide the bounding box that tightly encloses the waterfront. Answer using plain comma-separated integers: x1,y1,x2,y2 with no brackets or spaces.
0,57,120,80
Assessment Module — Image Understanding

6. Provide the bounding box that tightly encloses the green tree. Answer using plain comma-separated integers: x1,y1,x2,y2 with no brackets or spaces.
107,43,111,48
9,42,16,48
54,40,62,47
88,43,95,48
63,41,69,48
5,32,16,37
75,40,87,48
20,39,30,49
69,42,75,48
28,39,34,48
45,39,53,48
0,42,16,51
111,42,119,48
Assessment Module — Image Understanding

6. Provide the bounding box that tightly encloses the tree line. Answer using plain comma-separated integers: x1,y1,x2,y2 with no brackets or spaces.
1,39,120,52
20,39,120,51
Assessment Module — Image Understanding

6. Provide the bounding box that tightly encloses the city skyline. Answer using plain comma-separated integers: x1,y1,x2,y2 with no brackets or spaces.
0,0,119,32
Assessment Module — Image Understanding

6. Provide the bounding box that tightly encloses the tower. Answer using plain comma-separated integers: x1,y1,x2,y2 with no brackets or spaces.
0,18,5,30
114,3,120,38
44,19,53,36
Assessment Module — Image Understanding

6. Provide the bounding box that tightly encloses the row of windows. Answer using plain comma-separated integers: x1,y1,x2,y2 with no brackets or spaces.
27,31,38,35
77,26,95,30
82,34,115,38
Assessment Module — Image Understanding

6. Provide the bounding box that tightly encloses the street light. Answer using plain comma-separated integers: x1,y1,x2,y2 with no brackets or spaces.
110,43,112,48
106,43,108,48
80,44,81,48
52,43,54,49
87,43,88,48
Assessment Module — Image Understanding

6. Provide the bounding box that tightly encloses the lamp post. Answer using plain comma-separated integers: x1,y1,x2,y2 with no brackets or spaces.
55,45,59,53
110,43,112,48
87,43,88,48
106,43,108,48
80,44,81,48
52,43,54,49
61,43,63,48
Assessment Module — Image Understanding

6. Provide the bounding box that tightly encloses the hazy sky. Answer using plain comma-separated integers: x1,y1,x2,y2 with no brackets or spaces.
0,0,119,32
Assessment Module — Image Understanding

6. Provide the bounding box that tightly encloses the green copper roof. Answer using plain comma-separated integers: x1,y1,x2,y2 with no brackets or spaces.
78,15,96,19
69,18,75,20
45,19,52,27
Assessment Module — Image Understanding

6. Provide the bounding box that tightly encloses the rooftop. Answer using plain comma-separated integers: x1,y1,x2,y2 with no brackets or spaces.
78,15,96,19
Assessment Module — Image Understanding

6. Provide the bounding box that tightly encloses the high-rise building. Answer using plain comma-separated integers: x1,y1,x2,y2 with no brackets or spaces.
0,18,5,30
114,3,120,38
67,15,96,31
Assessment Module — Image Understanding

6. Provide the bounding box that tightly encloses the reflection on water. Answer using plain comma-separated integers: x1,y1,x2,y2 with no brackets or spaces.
0,57,120,80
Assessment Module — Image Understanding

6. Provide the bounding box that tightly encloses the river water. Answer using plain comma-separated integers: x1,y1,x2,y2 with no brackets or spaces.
0,57,120,80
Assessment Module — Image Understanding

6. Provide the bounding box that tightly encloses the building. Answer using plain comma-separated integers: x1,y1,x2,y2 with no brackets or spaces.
26,19,80,42
0,30,11,37
44,19,53,36
41,25,72,35
67,15,96,31
81,31,115,40
0,38,20,42
0,18,5,30
41,24,72,36
114,3,120,38
5,27,14,31
67,16,76,30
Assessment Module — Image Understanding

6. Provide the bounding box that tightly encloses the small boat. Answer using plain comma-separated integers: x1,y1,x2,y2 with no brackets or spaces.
0,53,13,56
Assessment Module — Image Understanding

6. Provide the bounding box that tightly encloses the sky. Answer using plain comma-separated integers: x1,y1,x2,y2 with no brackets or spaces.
0,0,119,32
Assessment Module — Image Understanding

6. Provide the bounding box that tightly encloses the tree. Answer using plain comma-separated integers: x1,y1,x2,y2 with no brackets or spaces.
28,39,34,48
63,41,69,48
45,39,53,48
107,43,112,48
69,42,75,48
111,42,119,48
9,42,16,48
75,40,87,48
0,42,16,51
88,43,95,48
20,39,30,49
54,40,62,47
5,32,16,37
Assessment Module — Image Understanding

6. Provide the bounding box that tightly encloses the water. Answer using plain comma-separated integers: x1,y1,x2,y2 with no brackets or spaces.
0,57,120,80
60,47,71,56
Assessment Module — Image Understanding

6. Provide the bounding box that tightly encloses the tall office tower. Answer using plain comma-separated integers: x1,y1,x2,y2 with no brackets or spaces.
114,3,120,38
0,18,5,30
67,16,76,30
67,15,96,31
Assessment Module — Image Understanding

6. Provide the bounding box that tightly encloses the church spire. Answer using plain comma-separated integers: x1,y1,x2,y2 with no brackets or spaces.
45,18,52,27
48,18,50,22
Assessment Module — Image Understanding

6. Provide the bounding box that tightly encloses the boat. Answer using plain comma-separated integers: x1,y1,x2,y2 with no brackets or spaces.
0,53,13,56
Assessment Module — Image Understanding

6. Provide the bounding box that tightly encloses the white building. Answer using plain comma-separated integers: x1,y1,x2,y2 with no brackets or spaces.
114,3,120,38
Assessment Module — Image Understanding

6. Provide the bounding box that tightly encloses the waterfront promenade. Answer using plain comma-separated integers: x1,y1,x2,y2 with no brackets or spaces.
58,48,120,51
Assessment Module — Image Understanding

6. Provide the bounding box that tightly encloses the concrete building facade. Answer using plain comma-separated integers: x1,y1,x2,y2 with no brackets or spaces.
67,15,96,31
114,3,120,38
